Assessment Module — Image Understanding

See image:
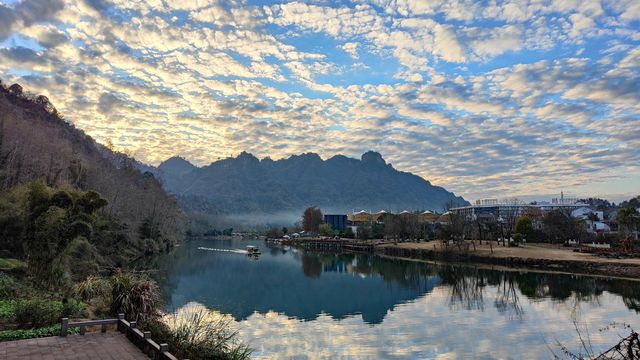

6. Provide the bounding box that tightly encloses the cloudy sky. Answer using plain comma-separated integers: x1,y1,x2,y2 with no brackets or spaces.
1,0,639,201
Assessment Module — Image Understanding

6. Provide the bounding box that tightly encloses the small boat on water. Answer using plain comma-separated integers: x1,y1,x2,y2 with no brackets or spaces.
246,245,261,255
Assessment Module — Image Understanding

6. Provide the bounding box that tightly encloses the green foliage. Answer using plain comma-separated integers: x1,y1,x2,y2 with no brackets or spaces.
74,276,107,302
76,190,108,214
0,299,22,319
3,181,112,289
515,216,533,243
110,271,160,322
62,236,100,281
0,273,18,298
619,196,640,209
618,207,639,235
61,299,85,318
0,258,26,271
318,223,335,237
341,227,354,239
0,195,24,257
51,190,73,209
0,324,79,342
14,299,64,328
26,180,53,220
68,220,93,239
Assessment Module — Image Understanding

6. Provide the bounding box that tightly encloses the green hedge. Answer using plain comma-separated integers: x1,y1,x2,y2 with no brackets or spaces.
2,299,85,328
0,324,79,342
0,300,22,319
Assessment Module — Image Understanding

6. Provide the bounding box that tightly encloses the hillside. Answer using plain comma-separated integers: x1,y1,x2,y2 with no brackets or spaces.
152,150,468,219
0,81,184,264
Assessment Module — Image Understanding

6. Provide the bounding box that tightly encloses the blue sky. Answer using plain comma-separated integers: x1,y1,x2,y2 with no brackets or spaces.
0,0,639,202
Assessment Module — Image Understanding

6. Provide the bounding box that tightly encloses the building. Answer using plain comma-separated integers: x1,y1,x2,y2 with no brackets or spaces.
348,210,372,224
324,214,348,231
420,210,439,223
450,195,585,222
372,210,388,222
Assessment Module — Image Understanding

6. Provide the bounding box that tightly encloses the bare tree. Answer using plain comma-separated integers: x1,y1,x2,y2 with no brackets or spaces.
302,207,323,233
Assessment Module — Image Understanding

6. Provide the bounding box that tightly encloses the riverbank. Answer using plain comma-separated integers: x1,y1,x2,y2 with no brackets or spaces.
378,241,640,279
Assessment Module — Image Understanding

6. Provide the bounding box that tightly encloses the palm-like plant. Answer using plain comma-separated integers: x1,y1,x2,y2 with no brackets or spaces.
110,271,159,322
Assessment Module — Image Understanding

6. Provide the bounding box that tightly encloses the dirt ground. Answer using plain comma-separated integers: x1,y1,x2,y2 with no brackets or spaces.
382,241,640,266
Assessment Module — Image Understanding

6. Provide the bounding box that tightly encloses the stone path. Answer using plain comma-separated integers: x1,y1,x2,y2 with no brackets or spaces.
0,332,149,359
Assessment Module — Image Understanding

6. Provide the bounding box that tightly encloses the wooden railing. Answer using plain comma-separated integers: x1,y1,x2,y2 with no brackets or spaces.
60,314,182,360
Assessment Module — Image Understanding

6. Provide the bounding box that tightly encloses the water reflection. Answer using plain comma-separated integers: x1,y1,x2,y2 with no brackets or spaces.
147,239,640,358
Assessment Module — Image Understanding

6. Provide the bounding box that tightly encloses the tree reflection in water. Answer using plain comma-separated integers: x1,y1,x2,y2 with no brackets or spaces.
145,239,640,325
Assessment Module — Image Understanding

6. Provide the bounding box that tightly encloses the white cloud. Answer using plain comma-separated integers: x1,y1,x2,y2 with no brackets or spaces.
0,0,638,199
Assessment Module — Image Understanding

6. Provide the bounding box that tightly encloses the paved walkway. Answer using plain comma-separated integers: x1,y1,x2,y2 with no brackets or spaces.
0,332,149,360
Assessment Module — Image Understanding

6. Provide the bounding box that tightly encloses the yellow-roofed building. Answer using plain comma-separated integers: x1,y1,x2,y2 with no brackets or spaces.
372,210,388,222
348,210,372,224
420,210,439,223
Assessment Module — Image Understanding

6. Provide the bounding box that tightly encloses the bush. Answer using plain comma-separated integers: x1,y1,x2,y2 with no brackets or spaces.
62,299,85,318
0,258,26,272
14,299,64,329
74,276,107,302
0,300,23,320
0,273,17,298
0,324,79,342
110,271,159,322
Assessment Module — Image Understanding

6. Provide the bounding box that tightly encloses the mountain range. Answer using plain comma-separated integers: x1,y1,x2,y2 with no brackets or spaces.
150,150,468,218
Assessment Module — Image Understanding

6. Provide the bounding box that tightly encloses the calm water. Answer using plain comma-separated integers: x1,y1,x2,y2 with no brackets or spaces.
149,239,640,359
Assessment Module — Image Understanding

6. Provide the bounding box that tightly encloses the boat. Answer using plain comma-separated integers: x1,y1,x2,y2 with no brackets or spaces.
246,245,261,255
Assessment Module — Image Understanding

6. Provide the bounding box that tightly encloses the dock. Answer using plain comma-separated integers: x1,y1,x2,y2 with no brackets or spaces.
273,238,376,253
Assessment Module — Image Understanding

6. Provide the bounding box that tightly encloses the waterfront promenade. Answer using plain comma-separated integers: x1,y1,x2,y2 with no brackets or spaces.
0,332,147,360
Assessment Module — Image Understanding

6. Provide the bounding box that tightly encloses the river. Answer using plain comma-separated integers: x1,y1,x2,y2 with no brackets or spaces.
149,239,640,359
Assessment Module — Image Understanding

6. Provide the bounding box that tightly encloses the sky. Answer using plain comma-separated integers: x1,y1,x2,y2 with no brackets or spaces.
0,0,639,202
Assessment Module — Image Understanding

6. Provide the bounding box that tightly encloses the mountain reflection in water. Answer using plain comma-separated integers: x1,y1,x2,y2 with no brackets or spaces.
148,239,640,358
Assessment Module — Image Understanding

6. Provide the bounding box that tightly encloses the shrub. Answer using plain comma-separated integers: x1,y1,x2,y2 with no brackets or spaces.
0,300,23,320
14,299,64,329
110,271,159,322
0,273,17,298
62,299,85,318
0,258,27,272
74,276,108,302
0,324,79,342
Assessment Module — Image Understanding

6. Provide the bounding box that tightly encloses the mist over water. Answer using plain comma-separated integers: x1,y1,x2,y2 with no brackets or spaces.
151,239,640,359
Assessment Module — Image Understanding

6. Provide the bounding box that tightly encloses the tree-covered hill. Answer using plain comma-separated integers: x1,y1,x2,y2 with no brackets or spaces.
0,81,185,268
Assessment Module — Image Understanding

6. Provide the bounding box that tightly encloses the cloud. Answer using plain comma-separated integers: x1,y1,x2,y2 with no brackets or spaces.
340,42,359,59
0,0,65,40
467,25,523,58
0,0,638,200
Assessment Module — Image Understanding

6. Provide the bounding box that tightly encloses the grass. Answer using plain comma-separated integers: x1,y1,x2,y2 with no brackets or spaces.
0,258,26,271
148,303,252,360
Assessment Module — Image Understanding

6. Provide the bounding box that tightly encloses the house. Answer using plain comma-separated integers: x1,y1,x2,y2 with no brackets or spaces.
571,207,603,221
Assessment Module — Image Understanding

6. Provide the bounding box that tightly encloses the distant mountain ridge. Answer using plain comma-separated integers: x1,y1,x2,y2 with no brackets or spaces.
151,150,468,215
